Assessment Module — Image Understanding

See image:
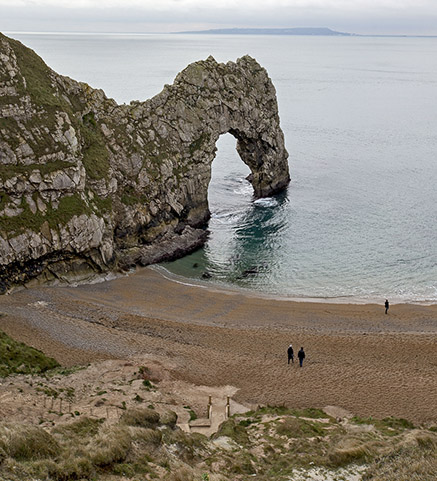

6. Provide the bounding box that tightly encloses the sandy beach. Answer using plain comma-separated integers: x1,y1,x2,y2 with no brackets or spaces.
1,267,436,424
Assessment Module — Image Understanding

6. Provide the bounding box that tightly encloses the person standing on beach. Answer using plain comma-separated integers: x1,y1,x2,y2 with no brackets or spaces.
298,347,305,367
385,299,389,315
287,344,294,364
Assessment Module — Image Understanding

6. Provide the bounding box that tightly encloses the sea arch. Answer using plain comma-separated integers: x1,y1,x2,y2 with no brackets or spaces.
0,35,290,288
123,55,290,232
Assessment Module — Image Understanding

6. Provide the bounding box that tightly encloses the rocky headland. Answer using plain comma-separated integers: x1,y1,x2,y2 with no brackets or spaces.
0,32,289,292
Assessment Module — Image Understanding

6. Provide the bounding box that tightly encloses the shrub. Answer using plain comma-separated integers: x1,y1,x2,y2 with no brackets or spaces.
416,433,437,449
120,408,160,429
27,459,59,479
161,410,178,429
89,425,131,466
229,452,256,475
53,417,103,439
363,442,437,480
1,424,59,460
328,437,375,467
276,417,326,438
329,444,370,466
162,429,206,463
381,417,415,431
133,428,163,448
55,456,94,481
213,419,250,446
112,462,136,477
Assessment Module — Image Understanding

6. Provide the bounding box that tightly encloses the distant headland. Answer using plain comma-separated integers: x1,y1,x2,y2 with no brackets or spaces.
176,27,353,36
175,27,437,38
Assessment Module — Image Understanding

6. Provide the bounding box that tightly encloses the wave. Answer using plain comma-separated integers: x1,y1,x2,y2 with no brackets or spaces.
253,197,278,207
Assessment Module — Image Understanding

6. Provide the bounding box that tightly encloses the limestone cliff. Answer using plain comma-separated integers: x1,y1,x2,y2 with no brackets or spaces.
0,33,289,292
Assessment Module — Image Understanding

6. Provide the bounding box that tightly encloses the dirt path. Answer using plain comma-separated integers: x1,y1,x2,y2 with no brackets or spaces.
1,267,436,423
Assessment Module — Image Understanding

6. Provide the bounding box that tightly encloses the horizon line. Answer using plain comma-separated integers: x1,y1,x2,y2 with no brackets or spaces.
3,29,437,39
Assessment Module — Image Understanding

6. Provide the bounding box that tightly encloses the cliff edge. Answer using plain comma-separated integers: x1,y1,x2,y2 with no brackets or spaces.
0,33,289,292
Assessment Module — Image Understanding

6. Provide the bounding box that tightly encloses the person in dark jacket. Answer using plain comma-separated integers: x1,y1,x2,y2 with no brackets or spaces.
298,347,305,367
287,344,294,364
385,299,389,314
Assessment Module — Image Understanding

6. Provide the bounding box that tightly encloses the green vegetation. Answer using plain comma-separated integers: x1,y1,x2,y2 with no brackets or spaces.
121,185,141,206
0,161,73,181
363,435,437,480
0,192,10,211
351,415,415,436
0,424,60,461
275,416,327,438
92,193,112,214
206,408,436,480
6,35,65,108
189,132,210,156
56,194,92,222
183,405,198,422
0,329,59,377
0,396,435,481
0,407,203,481
1,35,84,166
80,112,110,180
0,193,92,235
1,34,111,188
120,407,160,429
213,418,250,446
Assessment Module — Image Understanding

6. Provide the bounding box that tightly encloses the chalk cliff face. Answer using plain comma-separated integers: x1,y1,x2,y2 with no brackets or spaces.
0,33,289,292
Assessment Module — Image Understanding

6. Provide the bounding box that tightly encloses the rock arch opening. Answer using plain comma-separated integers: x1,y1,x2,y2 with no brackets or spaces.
207,133,252,216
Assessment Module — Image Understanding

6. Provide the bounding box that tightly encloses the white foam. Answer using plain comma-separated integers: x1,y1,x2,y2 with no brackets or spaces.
233,184,253,196
253,197,278,207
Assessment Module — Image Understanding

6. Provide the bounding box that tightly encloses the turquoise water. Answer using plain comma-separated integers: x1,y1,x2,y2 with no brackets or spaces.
9,33,437,302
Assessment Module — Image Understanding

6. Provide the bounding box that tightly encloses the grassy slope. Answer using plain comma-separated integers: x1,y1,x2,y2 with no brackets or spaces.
0,328,59,377
0,402,436,481
0,331,436,480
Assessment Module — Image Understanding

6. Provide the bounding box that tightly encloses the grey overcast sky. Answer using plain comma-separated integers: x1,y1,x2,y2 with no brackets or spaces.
0,0,436,35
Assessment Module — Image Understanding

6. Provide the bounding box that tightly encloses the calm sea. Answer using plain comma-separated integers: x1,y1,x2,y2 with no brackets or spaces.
8,32,437,303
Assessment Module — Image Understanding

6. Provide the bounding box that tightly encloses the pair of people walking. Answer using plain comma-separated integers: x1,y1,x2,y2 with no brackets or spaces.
287,344,305,367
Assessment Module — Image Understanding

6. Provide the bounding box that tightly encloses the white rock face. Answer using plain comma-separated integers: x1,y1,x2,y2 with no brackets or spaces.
0,33,289,292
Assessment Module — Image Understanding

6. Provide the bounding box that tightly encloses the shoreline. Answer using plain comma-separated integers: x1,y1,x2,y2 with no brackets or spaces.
152,264,437,307
1,265,436,423
5,262,437,307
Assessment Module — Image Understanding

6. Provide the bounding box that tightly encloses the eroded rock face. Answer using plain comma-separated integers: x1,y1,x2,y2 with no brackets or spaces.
0,33,289,292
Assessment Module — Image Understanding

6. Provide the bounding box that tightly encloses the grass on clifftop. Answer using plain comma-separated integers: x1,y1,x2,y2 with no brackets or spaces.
0,328,59,377
0,403,436,481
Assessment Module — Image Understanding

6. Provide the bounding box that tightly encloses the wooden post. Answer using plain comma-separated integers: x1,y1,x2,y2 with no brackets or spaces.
226,396,230,418
207,396,212,419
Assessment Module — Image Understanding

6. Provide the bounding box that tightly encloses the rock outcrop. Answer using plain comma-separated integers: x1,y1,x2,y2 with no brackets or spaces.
0,32,289,292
